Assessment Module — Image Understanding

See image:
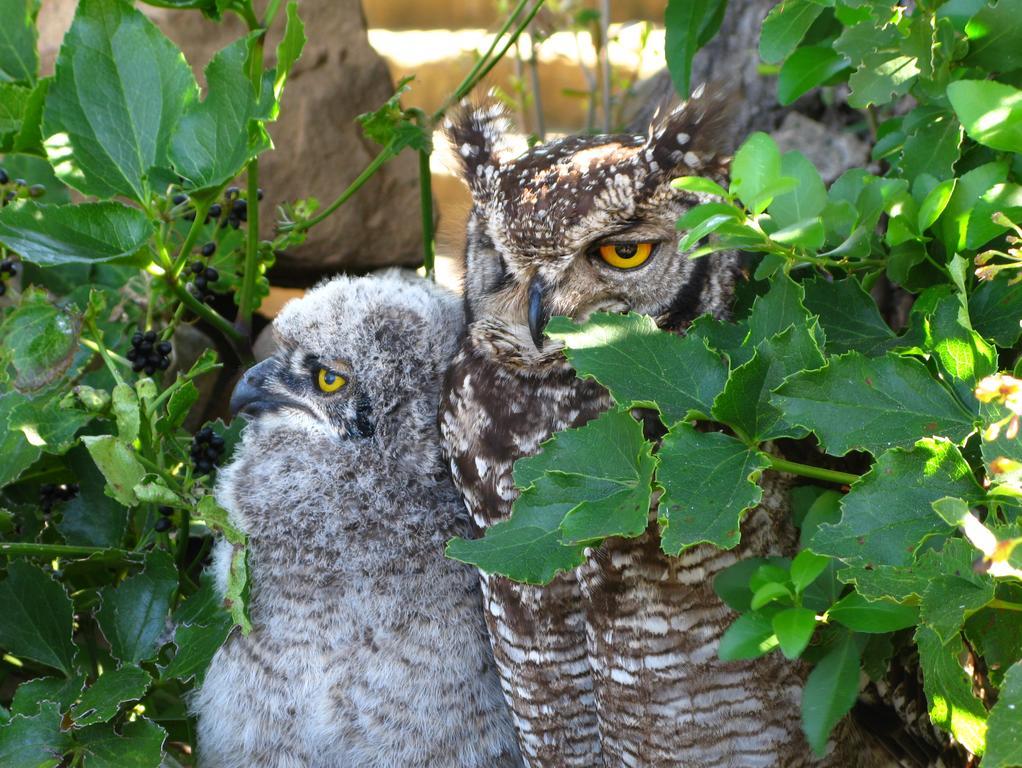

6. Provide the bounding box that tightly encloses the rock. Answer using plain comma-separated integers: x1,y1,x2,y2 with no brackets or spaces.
37,0,423,286
772,111,871,184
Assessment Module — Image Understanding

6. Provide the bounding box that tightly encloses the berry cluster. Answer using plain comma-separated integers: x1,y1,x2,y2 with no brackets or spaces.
40,482,79,513
190,427,226,476
0,259,17,297
156,506,175,533
188,241,221,303
174,186,262,229
0,168,45,207
127,331,172,375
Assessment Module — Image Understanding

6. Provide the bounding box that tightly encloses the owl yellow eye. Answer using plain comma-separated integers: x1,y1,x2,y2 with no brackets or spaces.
598,242,653,269
316,368,346,393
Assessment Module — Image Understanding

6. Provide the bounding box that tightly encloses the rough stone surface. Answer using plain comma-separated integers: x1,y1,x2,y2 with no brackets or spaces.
37,0,423,286
772,111,872,183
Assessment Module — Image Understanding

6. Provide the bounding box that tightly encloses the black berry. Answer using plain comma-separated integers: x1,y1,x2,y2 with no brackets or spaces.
158,505,174,517
27,184,45,198
226,186,240,200
190,261,204,274
201,241,216,257
0,168,7,184
190,426,226,476
205,267,219,282
128,330,171,374
155,517,173,533
172,193,188,205
232,198,248,222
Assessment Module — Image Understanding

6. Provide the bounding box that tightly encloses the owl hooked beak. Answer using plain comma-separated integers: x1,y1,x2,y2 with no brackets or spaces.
528,275,549,350
230,359,303,418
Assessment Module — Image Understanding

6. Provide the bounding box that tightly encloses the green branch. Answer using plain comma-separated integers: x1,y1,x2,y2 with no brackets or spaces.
765,455,860,486
0,542,131,558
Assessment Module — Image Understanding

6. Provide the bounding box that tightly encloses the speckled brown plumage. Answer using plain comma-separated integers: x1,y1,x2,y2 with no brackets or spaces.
193,272,521,768
440,96,894,767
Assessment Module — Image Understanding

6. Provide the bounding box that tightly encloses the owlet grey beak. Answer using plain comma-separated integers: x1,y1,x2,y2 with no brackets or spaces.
229,358,278,418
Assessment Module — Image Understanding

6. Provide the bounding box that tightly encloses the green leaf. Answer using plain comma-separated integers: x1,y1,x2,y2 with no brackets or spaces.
11,675,84,717
161,575,233,684
56,446,127,548
918,178,956,231
713,557,772,612
195,494,245,546
677,210,741,253
777,46,849,106
924,294,996,403
790,550,830,593
718,611,779,661
6,392,91,456
751,581,792,610
920,575,994,643
970,276,1022,347
0,289,80,391
272,2,306,102
964,0,1022,73
670,176,729,198
827,591,919,633
811,439,982,567
730,132,781,211
938,160,1008,254
0,394,41,487
664,0,728,97
81,435,145,507
43,0,197,201
772,607,817,660
772,352,975,456
226,546,251,634
69,665,151,727
547,312,728,424
74,718,166,768
838,537,976,604
12,77,49,155
0,83,30,142
968,183,1022,250
96,549,177,663
657,425,770,554
801,632,860,756
170,38,270,192
984,660,1022,768
0,702,68,768
801,277,896,356
0,0,40,85
759,0,823,64
110,383,138,444
837,18,921,109
900,108,962,182
916,626,988,755
448,410,654,584
0,561,76,675
0,202,152,267
948,79,1022,154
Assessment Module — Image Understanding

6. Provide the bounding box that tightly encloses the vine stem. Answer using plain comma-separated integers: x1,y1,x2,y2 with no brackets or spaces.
80,337,131,372
292,145,397,232
171,200,210,278
84,321,126,386
990,598,1022,612
765,455,860,486
0,542,130,558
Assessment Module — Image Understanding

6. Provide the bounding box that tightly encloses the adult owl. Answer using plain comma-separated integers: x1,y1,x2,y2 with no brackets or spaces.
193,272,522,768
439,97,889,767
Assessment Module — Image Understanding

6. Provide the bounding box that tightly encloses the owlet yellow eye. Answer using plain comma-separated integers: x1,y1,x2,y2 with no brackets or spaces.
598,242,653,269
317,368,346,393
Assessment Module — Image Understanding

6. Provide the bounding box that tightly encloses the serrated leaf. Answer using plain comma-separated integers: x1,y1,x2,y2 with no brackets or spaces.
802,277,896,356
7,393,92,454
838,537,977,603
971,277,1022,348
938,160,1008,254
70,665,151,727
772,352,975,456
778,46,849,106
718,611,779,661
657,425,769,554
900,108,962,182
664,0,728,97
10,675,84,717
772,607,817,659
0,561,76,675
0,289,80,391
827,591,919,632
448,410,653,584
547,312,727,424
170,38,270,192
948,79,1022,154
81,435,145,507
759,0,823,64
0,202,152,267
0,0,39,85
984,660,1022,767
161,575,233,684
924,294,996,404
97,549,177,663
43,0,198,201
801,632,860,756
811,439,982,567
0,702,68,768
920,575,994,643
916,626,987,755
75,718,165,768
197,493,244,546
0,394,41,487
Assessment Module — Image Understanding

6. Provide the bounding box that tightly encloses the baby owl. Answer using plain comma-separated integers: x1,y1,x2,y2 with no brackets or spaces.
439,95,889,766
193,272,522,768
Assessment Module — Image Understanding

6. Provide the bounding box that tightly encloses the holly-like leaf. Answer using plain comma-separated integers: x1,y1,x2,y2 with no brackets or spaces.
43,0,198,201
547,312,728,424
0,0,39,85
657,424,769,555
802,277,896,356
916,626,988,755
170,38,270,192
948,79,1022,155
802,632,861,756
74,718,166,768
0,202,152,267
81,435,145,508
984,660,1022,768
0,561,76,675
900,107,962,182
0,702,68,768
827,591,919,633
772,352,975,456
920,575,994,643
161,576,233,684
0,394,41,487
7,394,93,454
811,439,982,567
664,0,728,98
759,0,822,64
10,675,84,717
96,549,177,663
69,665,151,727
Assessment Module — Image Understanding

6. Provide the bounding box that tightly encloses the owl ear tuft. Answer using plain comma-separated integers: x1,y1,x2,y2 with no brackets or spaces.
644,84,736,179
443,102,511,198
